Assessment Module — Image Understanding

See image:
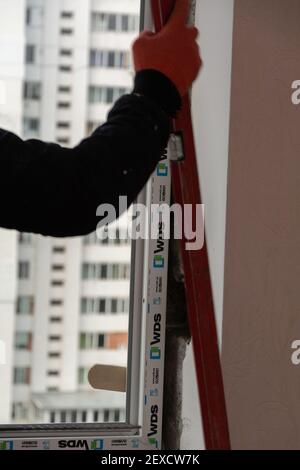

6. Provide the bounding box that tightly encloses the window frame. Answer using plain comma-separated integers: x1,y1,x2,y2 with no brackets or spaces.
0,0,169,451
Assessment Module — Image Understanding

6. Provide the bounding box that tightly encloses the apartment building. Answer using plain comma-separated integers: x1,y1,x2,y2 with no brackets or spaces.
0,0,139,425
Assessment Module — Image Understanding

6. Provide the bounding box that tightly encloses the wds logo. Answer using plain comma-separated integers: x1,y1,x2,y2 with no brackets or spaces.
153,221,165,268
150,313,161,360
147,405,159,442
58,439,104,450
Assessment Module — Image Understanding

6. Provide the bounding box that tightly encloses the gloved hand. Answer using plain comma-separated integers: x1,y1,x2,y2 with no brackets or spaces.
132,0,202,97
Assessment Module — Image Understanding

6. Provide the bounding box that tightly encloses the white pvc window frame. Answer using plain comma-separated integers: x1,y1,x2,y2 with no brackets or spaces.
0,0,171,451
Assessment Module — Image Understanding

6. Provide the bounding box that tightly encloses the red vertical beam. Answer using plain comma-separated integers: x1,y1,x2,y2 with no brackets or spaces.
151,0,231,450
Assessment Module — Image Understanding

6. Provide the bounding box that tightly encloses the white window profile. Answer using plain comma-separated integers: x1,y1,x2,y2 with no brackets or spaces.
0,0,168,451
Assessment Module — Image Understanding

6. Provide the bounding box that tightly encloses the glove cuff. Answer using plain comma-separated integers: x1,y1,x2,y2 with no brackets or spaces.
133,69,182,118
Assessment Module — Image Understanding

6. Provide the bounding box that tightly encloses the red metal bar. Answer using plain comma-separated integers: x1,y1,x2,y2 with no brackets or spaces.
151,0,231,450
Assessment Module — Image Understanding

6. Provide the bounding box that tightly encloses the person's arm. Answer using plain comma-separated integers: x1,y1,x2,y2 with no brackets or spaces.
0,0,201,238
0,71,181,237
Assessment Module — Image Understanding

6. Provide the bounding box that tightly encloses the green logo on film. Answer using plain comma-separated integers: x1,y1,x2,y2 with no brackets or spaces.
157,162,168,177
0,441,13,450
148,437,158,448
153,255,164,268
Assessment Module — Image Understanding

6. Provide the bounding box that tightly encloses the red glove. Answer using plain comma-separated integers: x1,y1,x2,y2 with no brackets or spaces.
132,0,202,97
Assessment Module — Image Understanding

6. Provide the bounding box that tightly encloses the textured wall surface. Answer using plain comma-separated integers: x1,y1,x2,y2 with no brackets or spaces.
222,0,300,450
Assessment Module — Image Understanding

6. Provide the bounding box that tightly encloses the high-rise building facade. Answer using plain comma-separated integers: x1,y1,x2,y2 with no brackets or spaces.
0,0,140,425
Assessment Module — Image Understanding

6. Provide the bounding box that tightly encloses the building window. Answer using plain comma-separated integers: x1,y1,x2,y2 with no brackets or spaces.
108,14,117,31
60,411,67,423
23,118,40,134
91,12,113,32
121,15,129,32
83,229,130,245
12,402,28,420
101,264,108,279
52,246,66,253
93,410,99,422
52,264,64,271
50,299,63,306
48,335,61,341
48,352,61,358
26,6,43,27
78,367,88,385
57,122,70,130
47,370,60,376
89,86,128,104
25,44,36,64
51,280,64,287
81,411,87,423
114,409,120,422
60,28,73,35
26,7,32,25
57,137,70,145
58,86,71,93
108,51,115,67
80,297,131,315
15,332,32,350
91,12,139,32
16,296,34,315
79,333,105,350
99,299,106,313
98,334,105,348
90,49,130,69
50,411,56,423
59,65,72,72
18,233,32,244
111,299,118,313
24,81,41,100
14,367,31,385
61,11,74,19
57,102,71,109
86,121,102,135
60,49,73,56
103,409,109,422
82,263,130,280
18,261,30,279
49,317,63,323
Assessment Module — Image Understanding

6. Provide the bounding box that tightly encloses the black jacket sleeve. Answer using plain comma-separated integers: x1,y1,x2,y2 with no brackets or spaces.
0,70,181,237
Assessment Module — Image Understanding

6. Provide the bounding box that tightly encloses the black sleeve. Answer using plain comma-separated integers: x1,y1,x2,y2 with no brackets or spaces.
0,71,181,237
